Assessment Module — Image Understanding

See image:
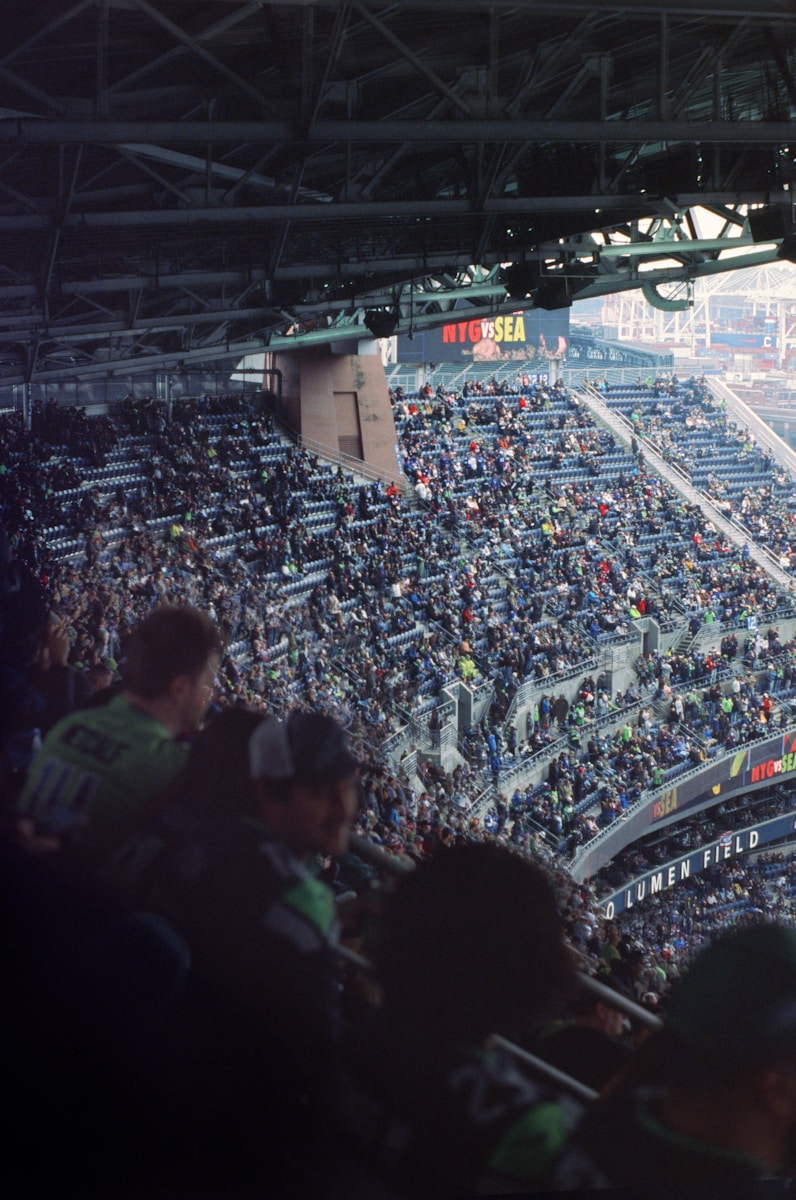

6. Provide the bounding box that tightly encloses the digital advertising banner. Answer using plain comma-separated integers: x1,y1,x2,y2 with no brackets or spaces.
647,731,796,827
395,307,570,364
571,730,796,883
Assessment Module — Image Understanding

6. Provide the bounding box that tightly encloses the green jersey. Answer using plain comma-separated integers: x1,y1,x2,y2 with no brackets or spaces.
19,695,187,861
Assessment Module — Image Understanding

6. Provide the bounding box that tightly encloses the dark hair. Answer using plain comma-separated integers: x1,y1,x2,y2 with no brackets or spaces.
121,605,222,698
569,977,623,1018
161,706,265,818
621,1027,767,1095
378,843,574,1046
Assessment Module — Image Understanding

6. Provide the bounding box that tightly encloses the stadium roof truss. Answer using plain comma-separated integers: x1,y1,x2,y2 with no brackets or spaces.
1,0,795,384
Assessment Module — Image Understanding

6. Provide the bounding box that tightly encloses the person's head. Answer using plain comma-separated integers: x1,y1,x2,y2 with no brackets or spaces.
121,605,222,733
666,924,796,1072
164,706,265,817
248,711,360,857
87,662,114,691
571,982,626,1039
658,922,796,1171
377,842,574,1048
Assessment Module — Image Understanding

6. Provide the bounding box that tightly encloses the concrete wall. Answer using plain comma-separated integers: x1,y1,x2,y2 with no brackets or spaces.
275,344,399,482
277,354,302,431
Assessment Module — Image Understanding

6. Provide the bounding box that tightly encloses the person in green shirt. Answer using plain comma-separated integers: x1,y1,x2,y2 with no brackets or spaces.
17,604,222,864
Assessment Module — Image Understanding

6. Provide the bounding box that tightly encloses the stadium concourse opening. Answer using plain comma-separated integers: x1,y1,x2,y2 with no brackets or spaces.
5,361,796,1194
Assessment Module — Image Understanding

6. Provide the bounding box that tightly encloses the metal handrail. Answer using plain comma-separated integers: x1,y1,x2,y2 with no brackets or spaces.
487,694,651,808
580,383,795,595
708,376,796,482
337,938,601,1103
501,657,600,732
490,1037,599,1103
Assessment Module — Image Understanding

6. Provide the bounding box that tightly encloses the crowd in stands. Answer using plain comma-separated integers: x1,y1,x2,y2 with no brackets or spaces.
393,377,789,649
600,845,796,986
598,374,796,571
4,381,796,876
7,373,796,1191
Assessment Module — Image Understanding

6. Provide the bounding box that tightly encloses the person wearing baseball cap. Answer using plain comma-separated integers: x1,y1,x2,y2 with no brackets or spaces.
108,708,356,1022
61,707,361,1197
136,710,360,1053
248,710,360,859
554,922,796,1188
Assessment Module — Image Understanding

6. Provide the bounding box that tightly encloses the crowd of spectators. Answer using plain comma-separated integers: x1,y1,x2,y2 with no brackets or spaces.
392,377,789,656
2,382,796,871
598,846,796,981
599,374,796,573
7,374,796,1191
4,380,796,869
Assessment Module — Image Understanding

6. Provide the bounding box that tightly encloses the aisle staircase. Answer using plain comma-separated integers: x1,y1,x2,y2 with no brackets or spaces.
578,384,795,596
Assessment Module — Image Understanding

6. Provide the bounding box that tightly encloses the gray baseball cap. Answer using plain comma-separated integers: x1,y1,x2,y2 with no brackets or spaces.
249,711,359,786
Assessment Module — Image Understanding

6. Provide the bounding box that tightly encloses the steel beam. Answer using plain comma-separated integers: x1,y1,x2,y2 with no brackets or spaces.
1,119,795,145
117,142,330,201
131,0,275,115
108,1,266,100
348,0,473,116
246,0,796,16
0,192,787,234
0,239,782,387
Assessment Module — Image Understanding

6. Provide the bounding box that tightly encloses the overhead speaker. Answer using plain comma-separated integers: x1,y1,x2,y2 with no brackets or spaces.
534,280,571,310
777,235,796,264
502,262,541,299
364,309,398,339
748,206,788,243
